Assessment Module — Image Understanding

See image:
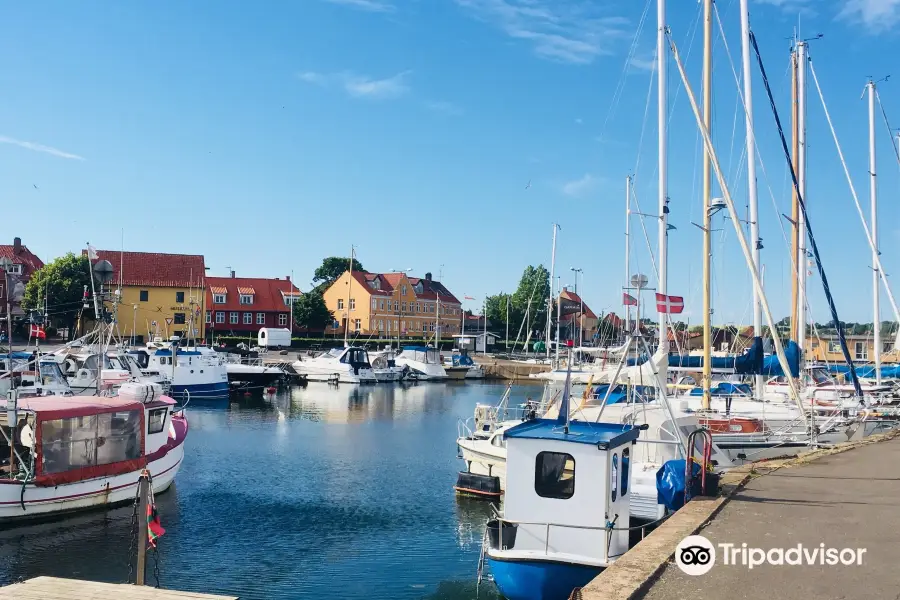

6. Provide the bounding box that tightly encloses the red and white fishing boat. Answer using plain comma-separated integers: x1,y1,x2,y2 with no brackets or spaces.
0,382,187,523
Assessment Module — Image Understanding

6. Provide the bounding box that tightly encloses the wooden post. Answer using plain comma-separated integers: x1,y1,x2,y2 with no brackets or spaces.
135,472,149,586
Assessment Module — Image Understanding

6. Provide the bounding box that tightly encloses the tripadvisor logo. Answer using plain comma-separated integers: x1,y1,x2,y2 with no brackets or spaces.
675,535,867,575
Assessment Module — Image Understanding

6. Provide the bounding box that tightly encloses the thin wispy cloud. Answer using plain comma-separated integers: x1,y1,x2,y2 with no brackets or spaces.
0,135,85,160
629,53,656,72
297,70,411,99
838,0,900,31
754,0,817,16
574,118,583,125
454,0,630,64
562,173,597,198
323,0,395,12
425,100,464,116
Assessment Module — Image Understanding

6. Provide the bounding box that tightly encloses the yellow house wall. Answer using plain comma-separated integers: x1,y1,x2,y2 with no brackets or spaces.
323,272,462,338
115,285,206,340
807,337,900,363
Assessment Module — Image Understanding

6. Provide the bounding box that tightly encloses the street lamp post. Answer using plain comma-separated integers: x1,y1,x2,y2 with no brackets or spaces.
570,267,583,348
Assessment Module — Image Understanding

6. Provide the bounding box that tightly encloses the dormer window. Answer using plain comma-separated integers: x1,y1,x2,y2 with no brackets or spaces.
211,286,227,304
237,286,256,305
240,294,253,305
414,282,423,294
5,264,22,275
214,294,226,304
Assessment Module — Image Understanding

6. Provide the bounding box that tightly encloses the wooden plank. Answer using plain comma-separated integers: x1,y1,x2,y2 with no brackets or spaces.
0,577,238,599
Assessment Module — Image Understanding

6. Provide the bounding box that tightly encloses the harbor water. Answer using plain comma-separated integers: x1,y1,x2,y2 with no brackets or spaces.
0,382,546,599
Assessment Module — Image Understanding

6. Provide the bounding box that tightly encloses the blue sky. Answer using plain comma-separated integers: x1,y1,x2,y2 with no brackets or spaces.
0,0,898,327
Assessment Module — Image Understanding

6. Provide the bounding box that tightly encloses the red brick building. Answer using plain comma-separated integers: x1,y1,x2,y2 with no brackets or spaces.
205,273,301,339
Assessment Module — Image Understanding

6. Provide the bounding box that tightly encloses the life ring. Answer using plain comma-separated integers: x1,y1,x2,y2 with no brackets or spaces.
76,368,92,381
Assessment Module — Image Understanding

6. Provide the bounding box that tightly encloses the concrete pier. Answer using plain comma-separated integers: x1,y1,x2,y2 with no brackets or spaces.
472,356,550,380
575,429,900,600
0,576,238,599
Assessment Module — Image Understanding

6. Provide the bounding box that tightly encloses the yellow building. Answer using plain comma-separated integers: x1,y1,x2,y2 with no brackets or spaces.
90,250,207,343
323,270,463,339
807,333,900,363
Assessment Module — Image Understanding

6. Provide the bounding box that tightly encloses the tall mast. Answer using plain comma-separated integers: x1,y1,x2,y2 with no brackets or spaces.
789,49,799,341
868,79,881,384
701,0,713,411
546,223,558,357
657,0,669,345
740,0,763,400
625,174,632,333
796,41,808,355
344,246,353,347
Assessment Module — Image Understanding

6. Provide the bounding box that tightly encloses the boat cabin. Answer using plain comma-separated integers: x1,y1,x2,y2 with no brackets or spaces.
0,387,176,485
491,419,640,565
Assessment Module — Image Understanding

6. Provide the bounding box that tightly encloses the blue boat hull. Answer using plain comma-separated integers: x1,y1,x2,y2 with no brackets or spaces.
170,381,230,400
487,556,602,600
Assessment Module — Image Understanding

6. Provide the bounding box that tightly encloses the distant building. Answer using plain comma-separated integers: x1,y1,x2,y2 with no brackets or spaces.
205,272,301,339
87,250,206,343
322,270,462,339
0,237,44,320
558,287,598,344
808,333,899,363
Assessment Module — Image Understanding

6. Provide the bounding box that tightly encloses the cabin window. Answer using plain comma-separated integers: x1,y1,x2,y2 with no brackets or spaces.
240,294,253,305
534,451,575,499
174,313,186,325
176,291,185,303
279,314,288,326
337,299,344,310
854,342,868,361
621,448,630,496
611,454,619,502
205,311,211,324
214,293,226,304
40,410,142,475
243,312,252,324
148,408,168,434
139,290,149,302
215,311,225,324
230,312,239,324
257,313,265,325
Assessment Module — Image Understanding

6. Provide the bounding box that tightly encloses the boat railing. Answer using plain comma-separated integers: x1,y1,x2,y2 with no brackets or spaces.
488,508,611,555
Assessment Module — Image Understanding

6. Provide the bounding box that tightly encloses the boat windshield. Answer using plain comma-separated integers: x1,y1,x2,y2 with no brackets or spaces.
327,348,344,359
809,368,832,385
39,361,68,388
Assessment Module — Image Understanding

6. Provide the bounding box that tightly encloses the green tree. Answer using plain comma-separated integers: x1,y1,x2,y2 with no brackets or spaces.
312,257,365,292
511,265,550,335
23,253,93,335
292,291,334,330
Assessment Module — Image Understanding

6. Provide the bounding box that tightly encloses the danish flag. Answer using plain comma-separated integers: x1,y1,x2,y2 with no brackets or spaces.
655,293,684,314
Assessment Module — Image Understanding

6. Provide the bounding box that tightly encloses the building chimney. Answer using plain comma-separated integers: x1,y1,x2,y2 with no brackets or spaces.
286,275,290,281
231,270,236,278
13,237,21,255
425,272,432,281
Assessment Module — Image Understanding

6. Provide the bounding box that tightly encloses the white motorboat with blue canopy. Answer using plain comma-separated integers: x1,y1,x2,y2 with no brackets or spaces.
394,346,447,380
292,346,376,383
482,413,641,600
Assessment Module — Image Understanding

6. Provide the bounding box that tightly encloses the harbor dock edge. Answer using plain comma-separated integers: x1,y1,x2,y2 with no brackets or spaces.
571,426,900,600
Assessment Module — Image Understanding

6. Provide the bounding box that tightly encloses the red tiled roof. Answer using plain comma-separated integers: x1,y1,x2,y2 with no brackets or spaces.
559,289,597,319
351,271,461,303
206,276,301,313
0,242,44,278
86,250,205,288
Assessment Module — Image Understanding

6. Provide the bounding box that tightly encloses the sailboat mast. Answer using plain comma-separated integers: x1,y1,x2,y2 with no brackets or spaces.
789,49,799,341
740,0,763,400
546,223,558,357
657,0,668,346
625,174,632,333
796,41,808,355
701,0,713,411
344,246,353,347
868,79,881,384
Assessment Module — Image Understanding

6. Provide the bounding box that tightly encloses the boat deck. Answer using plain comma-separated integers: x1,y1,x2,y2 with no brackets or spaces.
0,577,238,599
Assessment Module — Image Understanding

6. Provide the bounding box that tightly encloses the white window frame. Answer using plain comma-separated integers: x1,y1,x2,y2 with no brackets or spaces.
243,312,253,324
854,342,868,361
257,312,265,325
205,311,211,324
379,299,385,310
279,313,288,326
7,264,22,275
337,299,344,310
240,294,253,305
354,318,361,332
401,285,407,295
213,293,226,304
422,322,427,332
230,312,239,324
827,341,841,354
372,298,377,310
215,311,225,323
349,298,355,310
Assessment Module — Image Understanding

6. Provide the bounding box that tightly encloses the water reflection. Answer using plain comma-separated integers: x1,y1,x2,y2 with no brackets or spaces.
0,381,540,599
